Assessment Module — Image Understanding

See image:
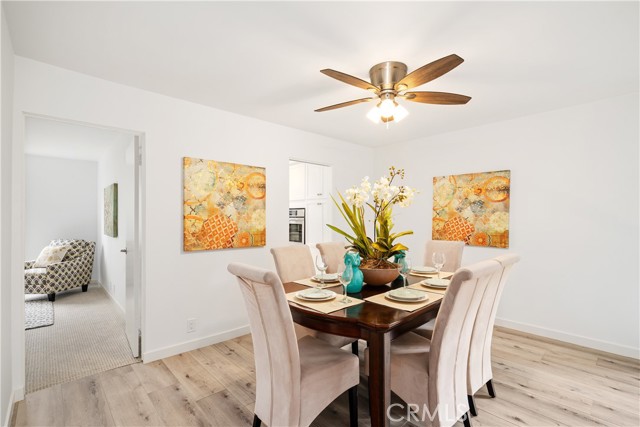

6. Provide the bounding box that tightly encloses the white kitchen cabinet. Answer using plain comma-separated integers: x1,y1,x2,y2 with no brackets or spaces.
305,200,329,249
289,163,306,201
306,163,326,199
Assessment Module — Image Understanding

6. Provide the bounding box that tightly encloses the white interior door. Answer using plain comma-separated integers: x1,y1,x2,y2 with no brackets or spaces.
124,136,141,357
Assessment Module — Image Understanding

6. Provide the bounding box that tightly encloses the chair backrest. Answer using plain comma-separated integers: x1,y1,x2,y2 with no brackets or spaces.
50,239,95,261
227,262,301,426
467,254,520,394
424,240,465,272
270,245,316,283
316,242,347,273
428,259,502,427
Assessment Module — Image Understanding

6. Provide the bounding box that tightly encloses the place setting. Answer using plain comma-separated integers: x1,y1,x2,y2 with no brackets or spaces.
292,255,342,288
366,256,443,312
287,261,364,314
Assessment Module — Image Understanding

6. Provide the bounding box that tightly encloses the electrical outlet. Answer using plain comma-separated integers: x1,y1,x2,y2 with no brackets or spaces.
187,318,197,333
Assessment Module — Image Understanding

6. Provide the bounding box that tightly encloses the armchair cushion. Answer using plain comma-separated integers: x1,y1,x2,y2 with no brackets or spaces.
34,245,70,267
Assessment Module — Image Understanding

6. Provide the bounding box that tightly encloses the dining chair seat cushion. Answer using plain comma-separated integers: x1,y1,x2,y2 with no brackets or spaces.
414,318,436,340
293,324,353,348
363,332,431,375
317,333,356,348
298,335,360,426
391,332,432,355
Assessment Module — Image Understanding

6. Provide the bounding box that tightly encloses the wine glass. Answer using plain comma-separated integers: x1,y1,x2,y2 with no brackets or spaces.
432,253,446,279
315,254,328,289
398,256,412,292
337,264,353,304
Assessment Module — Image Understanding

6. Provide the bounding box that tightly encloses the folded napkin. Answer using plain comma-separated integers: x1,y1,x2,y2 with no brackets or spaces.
409,282,447,294
365,291,444,312
286,291,364,314
293,277,341,289
409,271,453,278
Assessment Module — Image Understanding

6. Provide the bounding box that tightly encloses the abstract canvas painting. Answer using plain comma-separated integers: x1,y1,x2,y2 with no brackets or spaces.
183,157,266,251
432,170,510,248
104,183,118,237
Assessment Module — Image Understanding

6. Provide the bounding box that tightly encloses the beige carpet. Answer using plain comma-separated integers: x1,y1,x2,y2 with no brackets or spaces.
25,285,138,393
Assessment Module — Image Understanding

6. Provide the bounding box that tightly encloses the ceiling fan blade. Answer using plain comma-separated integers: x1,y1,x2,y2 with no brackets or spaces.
315,97,377,112
320,69,379,92
402,91,471,105
395,54,464,90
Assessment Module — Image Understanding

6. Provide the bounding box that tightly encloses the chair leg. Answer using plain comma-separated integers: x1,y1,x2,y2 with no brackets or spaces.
462,411,472,427
252,415,261,427
351,340,359,356
82,285,88,292
47,293,55,302
468,394,477,417
486,379,496,398
348,385,358,427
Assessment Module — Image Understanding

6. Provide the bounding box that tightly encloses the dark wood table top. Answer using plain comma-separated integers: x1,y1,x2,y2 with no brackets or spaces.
283,273,449,334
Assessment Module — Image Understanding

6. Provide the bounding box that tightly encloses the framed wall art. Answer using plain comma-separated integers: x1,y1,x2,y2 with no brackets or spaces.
104,183,118,237
432,170,510,248
183,157,266,251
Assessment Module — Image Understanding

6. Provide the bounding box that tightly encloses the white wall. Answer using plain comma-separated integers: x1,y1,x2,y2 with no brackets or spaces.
374,93,639,357
0,7,15,424
98,139,133,310
24,155,99,280
13,57,374,364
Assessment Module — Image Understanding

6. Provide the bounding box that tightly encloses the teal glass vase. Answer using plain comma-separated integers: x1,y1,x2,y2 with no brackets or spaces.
344,252,364,293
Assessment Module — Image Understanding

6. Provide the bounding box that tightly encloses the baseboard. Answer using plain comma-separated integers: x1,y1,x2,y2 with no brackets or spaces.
3,389,15,427
495,317,640,359
143,325,251,363
94,281,125,315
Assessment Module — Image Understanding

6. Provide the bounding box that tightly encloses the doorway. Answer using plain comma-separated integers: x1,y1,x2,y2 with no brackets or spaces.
21,115,144,392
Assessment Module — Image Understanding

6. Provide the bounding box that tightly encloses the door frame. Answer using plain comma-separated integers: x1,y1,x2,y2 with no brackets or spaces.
13,112,146,398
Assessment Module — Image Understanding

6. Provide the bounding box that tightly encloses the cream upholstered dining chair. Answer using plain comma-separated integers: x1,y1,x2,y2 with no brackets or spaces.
227,262,359,427
270,245,358,354
367,259,503,427
465,254,520,416
409,254,520,418
424,240,465,272
316,241,347,273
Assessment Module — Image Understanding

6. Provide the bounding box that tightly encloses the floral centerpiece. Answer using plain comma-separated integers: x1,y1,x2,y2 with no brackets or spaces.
327,167,416,280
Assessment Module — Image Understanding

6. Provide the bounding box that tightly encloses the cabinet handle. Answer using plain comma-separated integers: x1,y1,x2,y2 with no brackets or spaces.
317,202,322,205
317,193,323,196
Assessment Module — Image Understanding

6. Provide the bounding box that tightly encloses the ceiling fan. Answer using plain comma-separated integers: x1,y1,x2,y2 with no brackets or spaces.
315,54,471,124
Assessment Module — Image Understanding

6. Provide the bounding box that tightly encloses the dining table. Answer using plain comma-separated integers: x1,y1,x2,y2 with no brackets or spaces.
283,272,450,427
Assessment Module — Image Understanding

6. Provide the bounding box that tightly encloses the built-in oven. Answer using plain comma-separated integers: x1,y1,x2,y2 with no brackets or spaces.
289,208,306,244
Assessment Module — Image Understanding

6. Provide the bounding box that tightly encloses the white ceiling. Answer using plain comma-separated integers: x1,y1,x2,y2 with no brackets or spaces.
25,116,132,161
5,1,639,147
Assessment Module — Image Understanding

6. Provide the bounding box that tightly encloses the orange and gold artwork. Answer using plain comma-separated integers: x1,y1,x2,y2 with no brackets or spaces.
432,170,510,248
183,157,266,251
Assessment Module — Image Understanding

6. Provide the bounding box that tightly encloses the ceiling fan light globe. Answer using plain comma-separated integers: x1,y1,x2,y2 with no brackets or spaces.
379,98,396,118
393,104,409,122
367,106,382,124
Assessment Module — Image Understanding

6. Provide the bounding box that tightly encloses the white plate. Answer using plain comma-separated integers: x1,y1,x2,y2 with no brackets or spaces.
412,266,437,274
385,289,428,303
296,289,336,302
312,273,340,283
422,278,450,289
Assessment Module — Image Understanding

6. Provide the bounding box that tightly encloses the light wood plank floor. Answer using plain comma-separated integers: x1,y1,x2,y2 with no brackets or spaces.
12,327,640,426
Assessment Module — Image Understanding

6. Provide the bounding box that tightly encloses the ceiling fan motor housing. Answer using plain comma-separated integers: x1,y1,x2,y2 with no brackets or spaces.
369,61,407,91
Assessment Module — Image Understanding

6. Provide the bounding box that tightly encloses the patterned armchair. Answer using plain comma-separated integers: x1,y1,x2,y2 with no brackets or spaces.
25,239,96,302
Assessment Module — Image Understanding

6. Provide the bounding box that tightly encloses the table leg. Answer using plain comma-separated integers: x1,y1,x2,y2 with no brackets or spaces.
368,331,391,427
